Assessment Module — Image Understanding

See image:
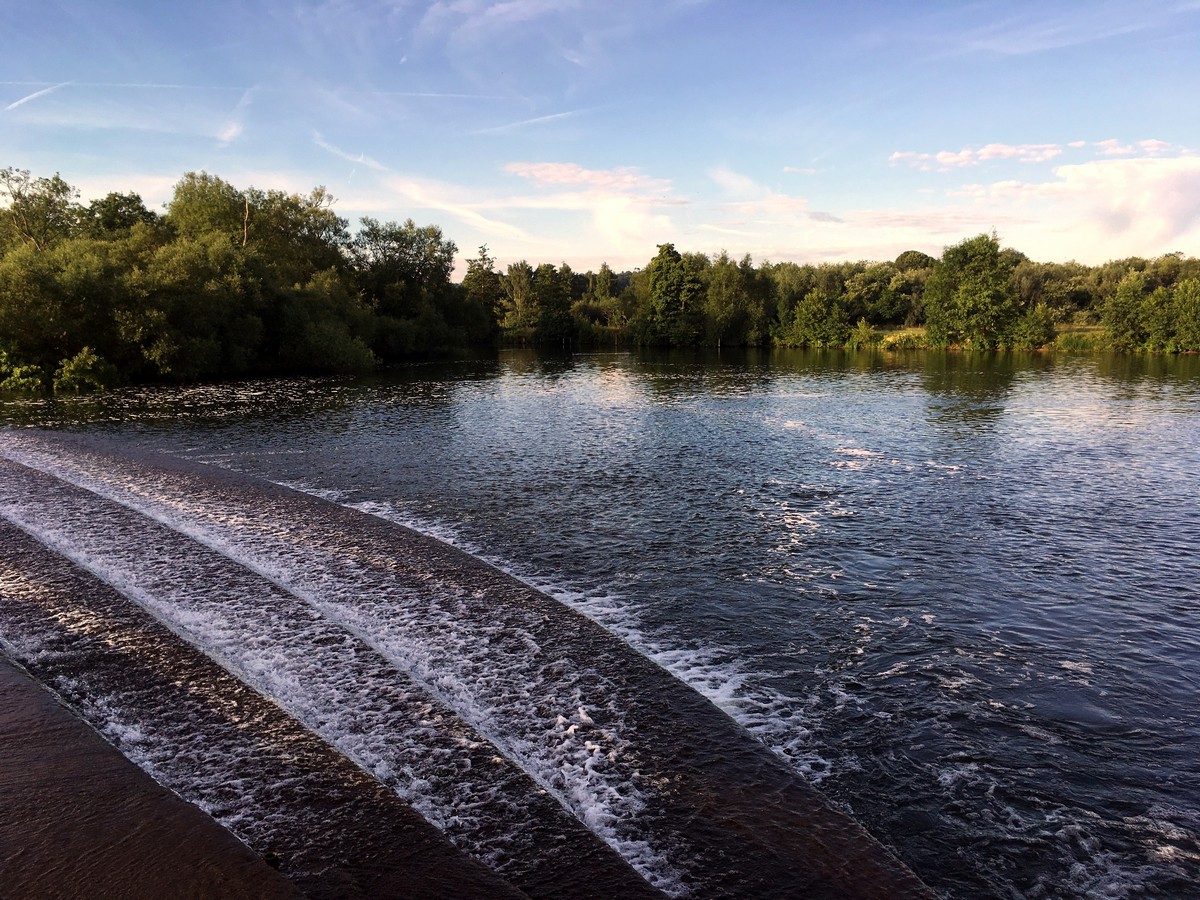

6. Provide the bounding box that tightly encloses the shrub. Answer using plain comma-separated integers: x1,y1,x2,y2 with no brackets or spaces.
52,346,119,393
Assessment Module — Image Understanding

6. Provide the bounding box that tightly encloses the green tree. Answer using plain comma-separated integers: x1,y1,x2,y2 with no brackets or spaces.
1173,278,1200,352
1007,303,1056,350
1141,286,1176,351
642,243,705,345
135,233,265,379
459,245,503,343
352,217,456,318
780,288,850,347
499,260,537,332
271,270,376,374
0,236,134,371
244,186,349,288
0,167,81,251
166,171,247,242
924,233,1017,348
1102,271,1148,351
533,262,574,347
83,192,159,238
53,346,119,393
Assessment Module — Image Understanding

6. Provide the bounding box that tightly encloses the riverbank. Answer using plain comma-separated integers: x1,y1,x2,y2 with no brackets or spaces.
0,655,299,899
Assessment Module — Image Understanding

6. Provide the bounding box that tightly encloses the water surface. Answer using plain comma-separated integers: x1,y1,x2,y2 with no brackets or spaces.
4,348,1199,898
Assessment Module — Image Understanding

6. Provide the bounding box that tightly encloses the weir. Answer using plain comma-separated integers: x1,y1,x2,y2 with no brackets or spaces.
0,431,933,898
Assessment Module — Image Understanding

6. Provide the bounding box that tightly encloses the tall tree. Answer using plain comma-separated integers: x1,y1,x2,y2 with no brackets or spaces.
352,217,456,318
0,167,81,251
643,243,705,345
166,171,246,242
924,232,1017,348
1102,271,1148,351
533,262,574,347
499,260,537,331
83,192,159,238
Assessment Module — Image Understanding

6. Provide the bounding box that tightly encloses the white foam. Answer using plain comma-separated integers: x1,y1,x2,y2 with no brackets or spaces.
0,436,687,893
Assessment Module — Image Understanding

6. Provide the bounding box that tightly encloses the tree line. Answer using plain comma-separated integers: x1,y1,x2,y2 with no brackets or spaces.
2,167,1199,393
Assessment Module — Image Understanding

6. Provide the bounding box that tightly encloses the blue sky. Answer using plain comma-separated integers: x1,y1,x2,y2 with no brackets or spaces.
3,0,1199,274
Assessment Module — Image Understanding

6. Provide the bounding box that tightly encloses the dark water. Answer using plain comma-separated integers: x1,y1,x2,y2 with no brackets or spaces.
3,348,1199,898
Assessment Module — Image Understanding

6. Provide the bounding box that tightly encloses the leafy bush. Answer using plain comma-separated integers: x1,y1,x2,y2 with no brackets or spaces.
1053,330,1103,352
53,346,119,393
845,318,881,349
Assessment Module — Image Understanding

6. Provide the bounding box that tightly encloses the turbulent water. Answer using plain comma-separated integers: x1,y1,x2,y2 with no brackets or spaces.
2,348,1199,898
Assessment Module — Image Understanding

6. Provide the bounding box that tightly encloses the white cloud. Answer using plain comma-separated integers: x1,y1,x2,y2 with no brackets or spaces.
1139,138,1173,155
709,165,765,198
949,154,1200,260
1096,138,1135,156
891,143,1063,171
505,161,671,193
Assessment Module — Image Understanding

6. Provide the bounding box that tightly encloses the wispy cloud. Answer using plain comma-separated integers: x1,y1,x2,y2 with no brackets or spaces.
708,166,812,218
385,174,535,241
312,132,389,171
4,82,68,111
950,2,1196,56
473,109,584,135
505,161,671,193
216,87,256,145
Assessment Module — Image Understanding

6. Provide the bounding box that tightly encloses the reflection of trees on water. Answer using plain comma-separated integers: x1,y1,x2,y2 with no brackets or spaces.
0,356,509,433
628,348,778,400
1089,352,1200,404
918,351,1030,429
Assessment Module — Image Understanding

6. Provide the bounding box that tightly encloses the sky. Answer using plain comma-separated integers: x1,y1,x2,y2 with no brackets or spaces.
2,0,1200,275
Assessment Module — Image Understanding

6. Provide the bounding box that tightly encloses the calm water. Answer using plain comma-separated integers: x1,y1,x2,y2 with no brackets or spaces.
4,348,1199,898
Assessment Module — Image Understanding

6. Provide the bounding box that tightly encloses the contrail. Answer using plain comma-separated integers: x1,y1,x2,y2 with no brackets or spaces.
472,109,583,135
4,82,68,111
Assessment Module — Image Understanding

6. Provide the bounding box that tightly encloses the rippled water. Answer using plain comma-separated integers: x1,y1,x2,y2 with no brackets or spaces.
4,348,1199,899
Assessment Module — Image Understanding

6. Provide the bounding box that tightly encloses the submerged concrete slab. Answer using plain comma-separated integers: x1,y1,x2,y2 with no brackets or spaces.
0,656,300,900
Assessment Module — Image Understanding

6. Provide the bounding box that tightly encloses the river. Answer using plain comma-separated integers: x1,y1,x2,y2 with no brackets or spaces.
2,348,1198,898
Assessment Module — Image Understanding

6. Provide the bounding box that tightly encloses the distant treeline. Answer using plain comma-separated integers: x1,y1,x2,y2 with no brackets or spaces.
2,167,1199,393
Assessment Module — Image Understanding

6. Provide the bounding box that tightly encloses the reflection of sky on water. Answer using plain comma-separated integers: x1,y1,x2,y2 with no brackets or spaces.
3,348,1200,899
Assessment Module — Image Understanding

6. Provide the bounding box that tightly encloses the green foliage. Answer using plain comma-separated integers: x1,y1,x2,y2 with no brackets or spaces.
1102,272,1148,351
167,171,247,242
460,246,503,342
83,192,159,238
1141,286,1176,352
139,233,267,378
924,233,1017,349
1007,303,1057,350
245,186,349,288
845,318,881,350
779,288,850,347
1053,329,1103,353
704,251,767,346
498,260,537,333
6,164,1200,393
0,363,47,392
1173,279,1200,352
533,263,575,347
641,243,706,345
53,347,119,393
270,270,376,374
880,329,928,351
894,250,937,271
352,217,455,318
0,167,81,251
